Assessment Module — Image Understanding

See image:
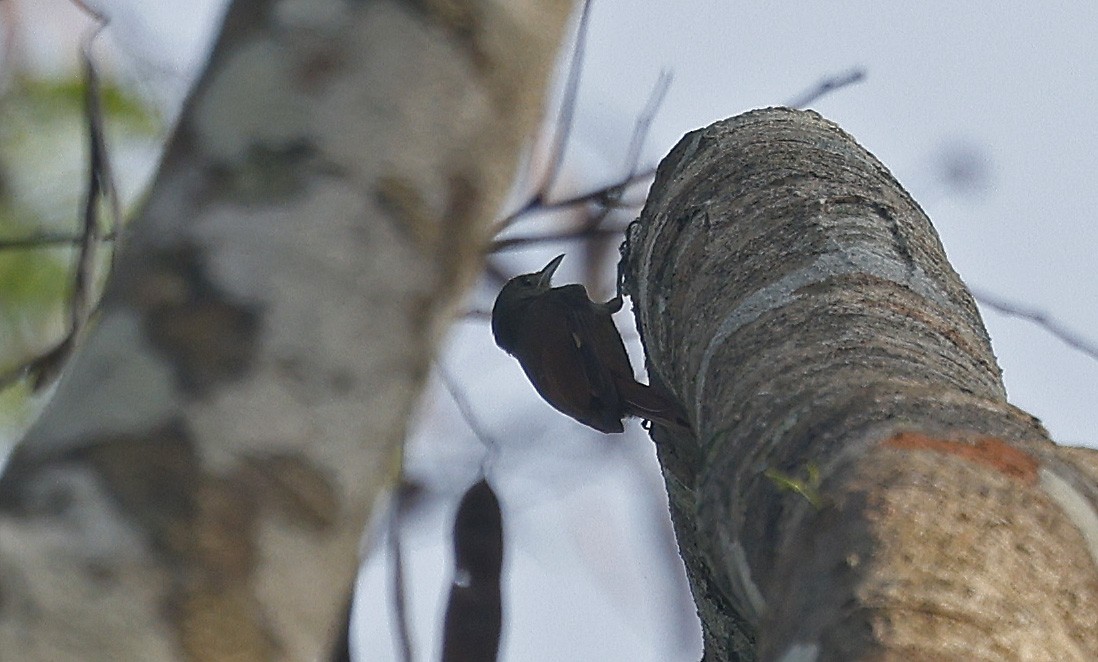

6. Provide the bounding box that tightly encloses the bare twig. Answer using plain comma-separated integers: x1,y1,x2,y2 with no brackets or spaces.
437,362,501,455
787,67,866,109
68,0,107,23
71,46,107,332
619,70,671,198
534,0,593,209
498,0,595,230
971,287,1098,362
0,230,119,251
389,364,506,661
491,224,629,253
509,169,653,220
487,68,671,295
81,35,123,269
577,69,670,298
571,69,671,236
0,17,120,392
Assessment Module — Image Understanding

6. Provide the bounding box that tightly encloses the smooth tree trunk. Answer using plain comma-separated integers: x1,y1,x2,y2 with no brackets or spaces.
0,0,575,659
624,108,1098,660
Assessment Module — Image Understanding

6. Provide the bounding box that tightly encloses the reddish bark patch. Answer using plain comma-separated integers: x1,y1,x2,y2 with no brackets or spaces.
884,432,1039,484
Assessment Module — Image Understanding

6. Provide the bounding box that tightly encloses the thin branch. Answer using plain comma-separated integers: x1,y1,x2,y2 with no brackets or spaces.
483,26,672,326
384,364,502,658
569,70,671,299
491,224,629,253
81,32,124,269
971,287,1098,362
566,70,671,236
0,335,71,392
498,0,594,230
619,70,672,196
0,230,119,250
0,17,121,392
436,362,501,455
72,46,107,332
535,0,593,209
461,309,492,321
567,70,671,231
501,169,653,222
787,67,866,109
487,69,670,271
68,0,107,23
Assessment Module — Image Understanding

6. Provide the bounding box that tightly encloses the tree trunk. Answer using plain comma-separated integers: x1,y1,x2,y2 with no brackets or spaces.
624,108,1098,660
0,0,575,659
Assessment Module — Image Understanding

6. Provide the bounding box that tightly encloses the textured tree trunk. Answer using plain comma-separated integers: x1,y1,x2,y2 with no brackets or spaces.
0,0,574,659
624,108,1098,660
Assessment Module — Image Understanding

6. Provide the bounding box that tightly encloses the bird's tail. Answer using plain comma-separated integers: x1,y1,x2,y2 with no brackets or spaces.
618,379,691,432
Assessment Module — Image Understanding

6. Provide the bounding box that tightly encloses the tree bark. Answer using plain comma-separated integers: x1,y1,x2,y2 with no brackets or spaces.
0,0,574,659
624,108,1098,660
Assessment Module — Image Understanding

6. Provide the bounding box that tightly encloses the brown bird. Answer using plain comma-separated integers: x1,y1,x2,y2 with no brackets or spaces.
491,254,688,433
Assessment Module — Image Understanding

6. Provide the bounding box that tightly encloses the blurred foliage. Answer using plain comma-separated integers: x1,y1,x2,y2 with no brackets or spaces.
0,241,70,372
16,76,161,134
0,65,163,447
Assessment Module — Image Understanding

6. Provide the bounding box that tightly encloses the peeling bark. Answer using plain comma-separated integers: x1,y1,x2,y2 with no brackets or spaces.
625,108,1098,660
0,0,575,659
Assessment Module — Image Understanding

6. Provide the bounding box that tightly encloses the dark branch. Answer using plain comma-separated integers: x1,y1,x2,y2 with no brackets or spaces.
972,287,1098,362
491,224,630,253
498,0,595,230
0,25,120,392
0,231,119,251
787,67,866,109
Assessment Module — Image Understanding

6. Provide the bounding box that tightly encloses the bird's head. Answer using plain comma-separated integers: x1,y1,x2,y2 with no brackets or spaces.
496,254,564,303
491,254,565,350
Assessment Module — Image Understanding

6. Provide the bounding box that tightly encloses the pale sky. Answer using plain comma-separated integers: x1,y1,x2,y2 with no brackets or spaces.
6,1,1097,660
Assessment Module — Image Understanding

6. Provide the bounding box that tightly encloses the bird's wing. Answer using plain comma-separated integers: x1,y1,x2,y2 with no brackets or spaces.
556,286,633,416
557,286,635,384
559,287,691,431
515,288,624,433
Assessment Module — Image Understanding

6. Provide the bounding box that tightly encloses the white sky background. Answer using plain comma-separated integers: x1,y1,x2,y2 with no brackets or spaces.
7,1,1098,660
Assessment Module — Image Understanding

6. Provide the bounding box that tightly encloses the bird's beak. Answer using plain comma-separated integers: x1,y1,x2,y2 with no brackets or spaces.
535,254,565,289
